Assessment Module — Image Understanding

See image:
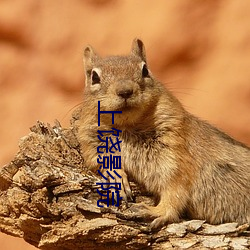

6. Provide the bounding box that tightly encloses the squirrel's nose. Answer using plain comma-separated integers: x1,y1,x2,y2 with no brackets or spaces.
116,88,133,99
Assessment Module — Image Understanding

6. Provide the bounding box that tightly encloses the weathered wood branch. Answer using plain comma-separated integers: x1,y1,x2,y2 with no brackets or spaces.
0,109,249,249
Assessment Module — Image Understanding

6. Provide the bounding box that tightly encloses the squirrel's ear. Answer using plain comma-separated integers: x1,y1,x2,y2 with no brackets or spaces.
83,46,99,86
131,38,147,63
83,45,98,70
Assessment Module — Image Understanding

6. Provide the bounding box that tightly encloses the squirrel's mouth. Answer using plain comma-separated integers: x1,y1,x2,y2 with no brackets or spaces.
115,99,137,111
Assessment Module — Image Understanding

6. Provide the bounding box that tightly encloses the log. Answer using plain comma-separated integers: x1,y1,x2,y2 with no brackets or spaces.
0,108,249,249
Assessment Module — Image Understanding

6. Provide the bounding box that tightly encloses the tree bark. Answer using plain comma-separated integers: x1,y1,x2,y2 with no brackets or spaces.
0,108,249,249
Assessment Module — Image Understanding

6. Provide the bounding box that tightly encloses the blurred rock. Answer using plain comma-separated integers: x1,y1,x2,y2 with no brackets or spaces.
1,1,250,249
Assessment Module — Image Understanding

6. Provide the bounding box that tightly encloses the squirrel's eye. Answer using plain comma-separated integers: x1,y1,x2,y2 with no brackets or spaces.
142,63,149,78
91,70,100,85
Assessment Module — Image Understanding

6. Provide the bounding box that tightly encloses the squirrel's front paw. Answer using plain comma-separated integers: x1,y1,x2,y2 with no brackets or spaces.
108,168,132,204
129,202,150,213
120,170,133,203
127,202,157,221
127,203,180,230
150,216,169,230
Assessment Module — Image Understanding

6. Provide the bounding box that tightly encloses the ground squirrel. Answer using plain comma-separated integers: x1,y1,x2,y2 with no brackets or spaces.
78,38,250,229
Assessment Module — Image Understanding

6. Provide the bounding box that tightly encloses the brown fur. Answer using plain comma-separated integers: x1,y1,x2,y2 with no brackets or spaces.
78,39,250,229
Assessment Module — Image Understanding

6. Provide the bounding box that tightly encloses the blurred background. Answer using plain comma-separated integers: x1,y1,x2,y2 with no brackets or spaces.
0,1,250,249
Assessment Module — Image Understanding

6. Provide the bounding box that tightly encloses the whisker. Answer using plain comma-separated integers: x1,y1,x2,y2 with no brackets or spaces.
61,102,83,122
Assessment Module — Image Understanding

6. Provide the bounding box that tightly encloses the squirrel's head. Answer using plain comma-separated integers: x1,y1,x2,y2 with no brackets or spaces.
83,39,160,126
